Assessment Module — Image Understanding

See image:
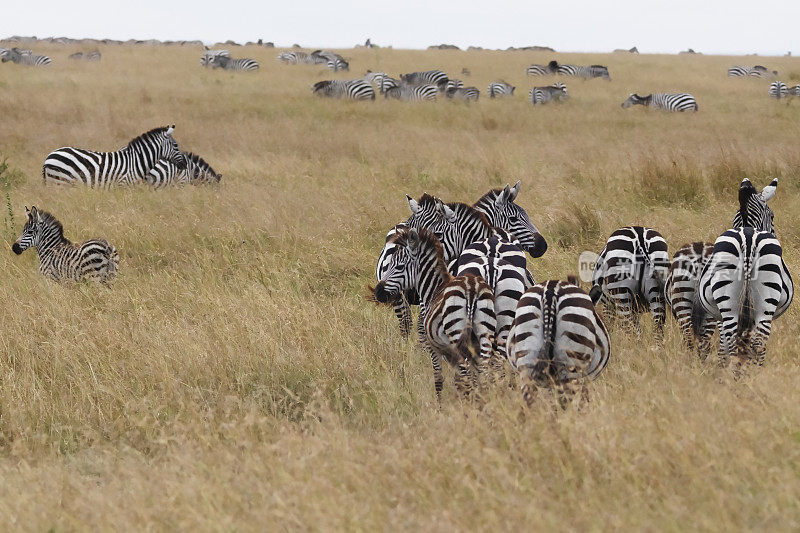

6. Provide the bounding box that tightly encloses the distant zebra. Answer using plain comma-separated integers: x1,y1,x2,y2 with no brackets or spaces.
789,84,800,96
201,48,230,67
551,61,610,80
487,81,515,97
590,226,670,339
373,228,496,399
69,52,83,60
43,125,186,187
445,78,464,91
446,86,479,101
507,278,610,407
727,65,777,78
327,58,349,71
384,83,438,101
621,93,698,112
1,47,51,66
698,228,793,375
769,82,788,99
526,64,556,76
12,206,119,283
69,50,101,62
400,69,448,89
146,152,221,188
733,178,776,233
530,83,568,105
211,55,259,71
364,71,400,93
276,51,309,64
312,79,375,100
664,242,716,358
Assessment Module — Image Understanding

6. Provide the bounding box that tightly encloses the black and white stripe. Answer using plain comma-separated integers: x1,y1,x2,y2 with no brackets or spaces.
507,279,610,407
446,86,479,101
727,65,778,78
621,93,698,112
384,83,438,101
146,152,221,188
698,228,793,374
69,51,100,61
487,81,515,98
733,178,776,233
590,226,670,339
530,83,568,104
364,71,400,94
526,64,556,76
768,82,789,99
201,48,230,67
211,55,259,71
1,47,51,66
400,70,449,89
43,125,186,187
12,207,118,283
276,51,310,65
552,61,610,80
312,79,375,100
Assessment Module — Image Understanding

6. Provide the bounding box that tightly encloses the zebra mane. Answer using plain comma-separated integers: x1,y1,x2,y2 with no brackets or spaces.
416,193,440,209
34,210,67,240
185,152,218,176
738,181,756,224
127,127,171,150
450,201,492,229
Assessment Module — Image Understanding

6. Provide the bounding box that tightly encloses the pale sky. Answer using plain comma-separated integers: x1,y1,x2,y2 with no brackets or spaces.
4,0,799,56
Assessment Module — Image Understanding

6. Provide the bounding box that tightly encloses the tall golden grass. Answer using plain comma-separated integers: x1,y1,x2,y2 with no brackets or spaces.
1,43,799,529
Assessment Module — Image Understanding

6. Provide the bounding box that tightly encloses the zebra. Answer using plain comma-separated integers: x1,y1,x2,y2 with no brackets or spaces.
526,64,556,76
727,66,778,78
373,227,496,399
312,79,375,100
487,81,515,98
211,55,259,71
276,51,309,64
12,206,119,283
327,58,349,71
698,228,793,375
69,52,83,60
789,84,800,96
530,83,568,105
69,50,102,62
506,278,610,407
551,61,610,80
445,78,464,91
590,226,670,340
201,48,230,67
364,71,400,94
621,93,698,112
446,86,479,101
733,178,776,233
1,47,51,66
664,242,716,358
455,236,528,359
768,82,788,99
146,152,221,188
400,70,449,90
43,125,187,187
384,83,438,101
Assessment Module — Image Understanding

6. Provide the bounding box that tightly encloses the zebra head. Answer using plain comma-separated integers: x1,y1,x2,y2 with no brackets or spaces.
406,194,459,251
622,94,649,108
735,178,777,233
2,48,20,63
373,229,416,304
12,206,58,254
475,182,548,258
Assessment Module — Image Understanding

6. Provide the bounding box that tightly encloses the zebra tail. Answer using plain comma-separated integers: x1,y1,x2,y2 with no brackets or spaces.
455,296,481,365
107,245,120,278
533,287,557,377
737,269,754,338
690,291,708,338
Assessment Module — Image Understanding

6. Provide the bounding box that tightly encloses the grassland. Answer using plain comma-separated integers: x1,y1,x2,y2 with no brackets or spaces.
0,43,799,530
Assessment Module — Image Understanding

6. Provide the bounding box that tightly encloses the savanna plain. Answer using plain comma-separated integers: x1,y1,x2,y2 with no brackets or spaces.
0,44,799,530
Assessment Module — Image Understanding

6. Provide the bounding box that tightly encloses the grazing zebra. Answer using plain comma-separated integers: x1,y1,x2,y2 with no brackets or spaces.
1,47,51,66
12,206,119,283
768,82,788,99
69,50,101,62
727,65,777,78
146,152,221,188
384,83,438,101
43,125,186,187
789,84,800,96
590,226,670,339
445,78,464,91
530,83,568,105
312,79,375,100
373,228,496,399
327,58,349,71
364,71,400,93
487,81,515,98
201,48,230,67
621,93,698,112
446,86,479,101
526,64,556,76
506,278,610,407
455,236,528,358
277,51,309,64
664,242,716,358
211,55,259,71
733,178,776,233
551,61,610,80
400,69,449,89
698,228,793,375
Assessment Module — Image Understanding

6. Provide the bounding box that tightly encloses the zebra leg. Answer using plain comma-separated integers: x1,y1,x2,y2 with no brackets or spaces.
677,314,696,352
750,320,772,367
428,346,444,401
733,329,752,380
717,322,736,370
651,299,666,345
696,319,716,362
520,370,538,408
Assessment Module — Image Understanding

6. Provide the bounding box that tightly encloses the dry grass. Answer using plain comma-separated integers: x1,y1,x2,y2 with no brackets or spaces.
1,43,800,530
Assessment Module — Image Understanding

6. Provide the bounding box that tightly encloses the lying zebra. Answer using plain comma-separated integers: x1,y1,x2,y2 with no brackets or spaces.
621,93,698,112
313,79,375,100
146,152,221,188
12,206,118,283
69,50,101,61
211,54,259,71
201,48,230,67
1,47,52,66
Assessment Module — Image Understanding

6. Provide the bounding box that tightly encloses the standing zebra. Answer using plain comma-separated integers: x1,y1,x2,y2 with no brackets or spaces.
768,82,788,99
211,55,259,71
698,228,793,375
400,69,449,90
1,47,51,66
446,86,479,101
12,207,119,283
551,61,610,80
43,125,186,187
384,83,438,101
327,58,349,71
373,228,496,399
621,93,698,112
664,242,716,358
590,226,670,339
530,83,568,105
487,81,515,98
146,152,221,188
312,79,375,100
506,278,610,407
733,178,776,233
445,78,464,91
526,64,556,76
364,71,400,94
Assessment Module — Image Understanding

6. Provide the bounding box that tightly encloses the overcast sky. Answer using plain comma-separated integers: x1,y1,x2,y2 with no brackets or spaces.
4,0,798,55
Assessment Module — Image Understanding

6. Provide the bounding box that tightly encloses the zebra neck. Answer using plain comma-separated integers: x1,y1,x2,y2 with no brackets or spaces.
123,144,158,180
416,254,451,305
35,234,69,259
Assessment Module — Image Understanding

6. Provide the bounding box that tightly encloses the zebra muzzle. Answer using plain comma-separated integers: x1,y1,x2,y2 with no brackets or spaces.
12,242,23,255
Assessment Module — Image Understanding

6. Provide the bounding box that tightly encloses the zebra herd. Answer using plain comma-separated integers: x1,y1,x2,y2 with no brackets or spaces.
727,65,798,100
372,177,792,405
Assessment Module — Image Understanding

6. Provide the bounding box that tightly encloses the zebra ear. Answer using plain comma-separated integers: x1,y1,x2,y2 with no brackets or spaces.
407,195,421,215
441,203,456,222
166,125,174,135
761,179,777,202
495,185,511,207
29,206,38,219
408,228,421,254
509,180,521,202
